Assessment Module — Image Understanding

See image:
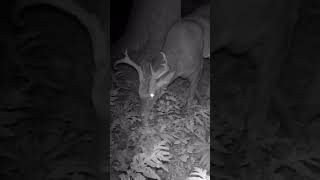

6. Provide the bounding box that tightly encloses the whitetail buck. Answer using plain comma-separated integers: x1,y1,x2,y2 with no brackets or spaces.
114,5,209,119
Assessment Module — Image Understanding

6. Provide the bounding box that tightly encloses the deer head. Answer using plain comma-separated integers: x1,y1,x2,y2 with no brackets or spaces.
114,49,175,119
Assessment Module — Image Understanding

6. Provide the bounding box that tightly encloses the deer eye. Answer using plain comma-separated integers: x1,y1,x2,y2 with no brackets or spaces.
150,93,154,98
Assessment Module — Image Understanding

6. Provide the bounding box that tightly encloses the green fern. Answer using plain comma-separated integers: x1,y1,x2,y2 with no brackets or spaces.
122,141,172,180
186,167,210,180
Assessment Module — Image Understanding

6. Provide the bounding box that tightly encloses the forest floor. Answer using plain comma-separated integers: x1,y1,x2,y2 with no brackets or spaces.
110,57,210,180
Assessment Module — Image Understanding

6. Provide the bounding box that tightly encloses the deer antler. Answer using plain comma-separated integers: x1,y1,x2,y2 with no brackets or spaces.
150,51,169,79
114,49,144,81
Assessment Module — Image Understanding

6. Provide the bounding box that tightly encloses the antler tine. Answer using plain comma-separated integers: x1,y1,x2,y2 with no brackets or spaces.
150,63,156,75
114,49,144,81
113,49,129,69
160,52,168,64
160,52,169,72
152,52,169,79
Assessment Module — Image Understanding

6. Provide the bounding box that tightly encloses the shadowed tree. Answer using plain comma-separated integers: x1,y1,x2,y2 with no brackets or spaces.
11,0,108,179
111,0,181,64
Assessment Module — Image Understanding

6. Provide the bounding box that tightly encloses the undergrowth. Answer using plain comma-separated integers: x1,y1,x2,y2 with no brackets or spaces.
110,71,210,180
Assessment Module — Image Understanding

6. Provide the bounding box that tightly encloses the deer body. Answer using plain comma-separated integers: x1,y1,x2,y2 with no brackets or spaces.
115,5,210,119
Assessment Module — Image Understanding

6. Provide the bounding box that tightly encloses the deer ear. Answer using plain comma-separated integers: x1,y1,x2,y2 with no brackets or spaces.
156,72,175,89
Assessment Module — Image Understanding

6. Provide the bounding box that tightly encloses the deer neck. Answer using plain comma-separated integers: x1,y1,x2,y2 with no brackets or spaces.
155,70,176,89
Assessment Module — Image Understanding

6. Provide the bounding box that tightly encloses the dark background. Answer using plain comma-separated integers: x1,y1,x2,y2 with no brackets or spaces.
1,1,107,179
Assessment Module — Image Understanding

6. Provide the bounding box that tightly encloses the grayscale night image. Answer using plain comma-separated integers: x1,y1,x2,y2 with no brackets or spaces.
1,0,320,179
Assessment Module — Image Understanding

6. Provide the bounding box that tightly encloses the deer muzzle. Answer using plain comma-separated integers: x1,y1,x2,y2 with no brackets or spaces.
140,97,156,120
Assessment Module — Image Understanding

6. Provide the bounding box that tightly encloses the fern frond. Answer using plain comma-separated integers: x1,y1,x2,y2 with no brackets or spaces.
186,167,210,180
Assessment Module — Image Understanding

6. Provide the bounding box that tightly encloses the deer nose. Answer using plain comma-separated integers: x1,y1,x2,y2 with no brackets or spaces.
141,109,150,118
141,105,151,119
140,98,155,119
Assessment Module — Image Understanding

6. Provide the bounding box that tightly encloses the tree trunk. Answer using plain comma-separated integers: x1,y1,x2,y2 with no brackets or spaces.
75,0,107,30
112,0,181,62
12,1,108,179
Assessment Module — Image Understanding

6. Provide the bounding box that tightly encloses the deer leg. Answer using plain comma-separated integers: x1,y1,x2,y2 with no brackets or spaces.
195,88,208,106
186,77,198,107
186,64,202,107
195,89,202,103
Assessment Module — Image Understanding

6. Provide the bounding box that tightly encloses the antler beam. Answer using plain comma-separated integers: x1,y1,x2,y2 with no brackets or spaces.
114,49,144,82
